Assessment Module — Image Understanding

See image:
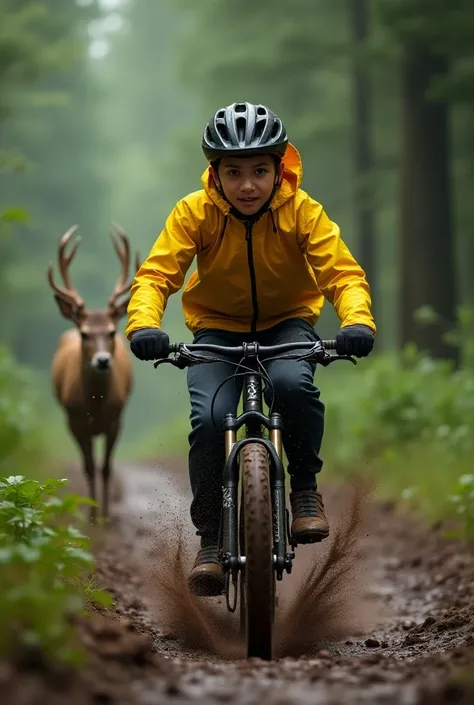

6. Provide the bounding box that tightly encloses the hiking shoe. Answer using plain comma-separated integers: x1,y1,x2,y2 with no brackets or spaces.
290,489,330,544
188,545,225,597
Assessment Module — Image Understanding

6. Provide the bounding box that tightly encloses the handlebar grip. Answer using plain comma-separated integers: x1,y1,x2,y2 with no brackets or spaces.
323,340,337,350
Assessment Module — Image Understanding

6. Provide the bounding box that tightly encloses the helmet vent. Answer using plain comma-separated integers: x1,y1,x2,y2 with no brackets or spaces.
216,122,229,142
270,121,281,139
236,116,246,141
257,106,266,116
254,120,265,140
235,103,246,113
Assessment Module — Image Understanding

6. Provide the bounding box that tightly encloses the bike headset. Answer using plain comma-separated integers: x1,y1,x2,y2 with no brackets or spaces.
201,103,291,428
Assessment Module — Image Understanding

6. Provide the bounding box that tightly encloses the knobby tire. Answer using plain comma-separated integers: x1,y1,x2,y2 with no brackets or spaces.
240,442,274,660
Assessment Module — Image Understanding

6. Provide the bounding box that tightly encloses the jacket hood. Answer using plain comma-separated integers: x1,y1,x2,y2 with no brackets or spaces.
200,142,303,215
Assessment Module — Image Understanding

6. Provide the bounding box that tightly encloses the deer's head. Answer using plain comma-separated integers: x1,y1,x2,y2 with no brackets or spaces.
48,224,140,372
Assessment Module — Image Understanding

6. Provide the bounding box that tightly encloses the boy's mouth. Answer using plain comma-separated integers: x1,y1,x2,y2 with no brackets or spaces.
238,197,259,205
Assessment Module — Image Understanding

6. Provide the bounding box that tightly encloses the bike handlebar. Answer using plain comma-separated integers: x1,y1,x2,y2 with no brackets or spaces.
166,339,336,356
153,339,356,369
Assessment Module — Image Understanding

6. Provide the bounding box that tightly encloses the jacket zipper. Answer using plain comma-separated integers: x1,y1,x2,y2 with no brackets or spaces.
244,221,259,334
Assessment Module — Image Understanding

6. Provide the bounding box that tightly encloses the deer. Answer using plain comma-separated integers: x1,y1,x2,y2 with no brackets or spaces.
47,224,140,523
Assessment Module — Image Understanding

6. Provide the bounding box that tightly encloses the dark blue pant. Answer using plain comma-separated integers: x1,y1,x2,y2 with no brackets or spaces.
186,318,325,545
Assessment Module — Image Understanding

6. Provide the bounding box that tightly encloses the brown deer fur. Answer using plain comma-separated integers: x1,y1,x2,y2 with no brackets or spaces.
48,225,139,521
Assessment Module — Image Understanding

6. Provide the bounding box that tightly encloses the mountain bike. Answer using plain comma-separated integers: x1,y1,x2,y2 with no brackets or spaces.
154,337,356,660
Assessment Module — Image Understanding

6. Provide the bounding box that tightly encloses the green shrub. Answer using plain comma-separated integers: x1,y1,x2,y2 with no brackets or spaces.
321,341,474,538
0,474,111,665
323,344,474,467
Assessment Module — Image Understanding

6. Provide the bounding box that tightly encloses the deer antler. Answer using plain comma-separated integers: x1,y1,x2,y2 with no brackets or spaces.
108,223,140,310
47,226,85,310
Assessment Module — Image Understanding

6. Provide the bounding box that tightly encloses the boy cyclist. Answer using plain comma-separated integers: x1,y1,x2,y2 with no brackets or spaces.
126,102,376,596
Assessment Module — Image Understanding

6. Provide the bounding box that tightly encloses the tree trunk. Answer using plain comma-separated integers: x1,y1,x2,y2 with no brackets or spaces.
399,45,458,362
348,0,377,321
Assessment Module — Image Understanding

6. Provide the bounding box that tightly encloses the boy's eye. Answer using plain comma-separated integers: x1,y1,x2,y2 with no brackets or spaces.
228,170,239,176
255,168,268,175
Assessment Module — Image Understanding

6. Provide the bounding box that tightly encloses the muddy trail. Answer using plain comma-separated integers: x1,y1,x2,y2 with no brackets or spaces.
4,460,474,705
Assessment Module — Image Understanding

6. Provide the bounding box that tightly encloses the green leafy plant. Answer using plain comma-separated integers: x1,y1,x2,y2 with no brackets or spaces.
0,475,112,665
447,474,474,545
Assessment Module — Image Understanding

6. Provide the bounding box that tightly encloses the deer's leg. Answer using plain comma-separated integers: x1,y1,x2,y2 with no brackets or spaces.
102,422,120,520
70,425,97,523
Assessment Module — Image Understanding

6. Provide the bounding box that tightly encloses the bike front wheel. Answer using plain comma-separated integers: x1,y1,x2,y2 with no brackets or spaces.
240,442,275,660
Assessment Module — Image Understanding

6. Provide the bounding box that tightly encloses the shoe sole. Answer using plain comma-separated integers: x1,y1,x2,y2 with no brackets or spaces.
291,528,329,545
188,573,226,597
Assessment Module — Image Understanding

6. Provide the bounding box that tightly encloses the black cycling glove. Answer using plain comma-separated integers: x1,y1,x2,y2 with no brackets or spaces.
130,328,170,361
335,324,374,358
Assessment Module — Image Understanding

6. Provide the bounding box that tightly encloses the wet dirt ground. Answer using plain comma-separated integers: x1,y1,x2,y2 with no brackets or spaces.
3,459,474,704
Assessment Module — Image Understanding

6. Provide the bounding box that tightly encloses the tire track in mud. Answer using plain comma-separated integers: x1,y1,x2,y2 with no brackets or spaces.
90,460,474,705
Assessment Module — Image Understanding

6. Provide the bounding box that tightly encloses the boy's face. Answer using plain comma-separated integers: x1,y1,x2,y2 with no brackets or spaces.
213,155,282,216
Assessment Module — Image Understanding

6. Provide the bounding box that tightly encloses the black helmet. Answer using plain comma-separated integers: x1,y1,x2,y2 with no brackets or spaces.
202,102,288,161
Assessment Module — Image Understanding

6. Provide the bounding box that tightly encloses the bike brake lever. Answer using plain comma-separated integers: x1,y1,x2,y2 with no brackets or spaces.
153,358,174,369
318,353,357,367
154,353,194,370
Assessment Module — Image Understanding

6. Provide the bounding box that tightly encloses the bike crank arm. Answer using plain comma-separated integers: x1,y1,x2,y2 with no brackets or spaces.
225,572,238,613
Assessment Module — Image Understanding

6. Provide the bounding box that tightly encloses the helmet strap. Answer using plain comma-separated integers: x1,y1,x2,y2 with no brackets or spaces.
210,167,226,198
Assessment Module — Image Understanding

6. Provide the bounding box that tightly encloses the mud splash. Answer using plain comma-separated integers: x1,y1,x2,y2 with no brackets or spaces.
274,479,376,656
146,531,243,658
141,477,377,659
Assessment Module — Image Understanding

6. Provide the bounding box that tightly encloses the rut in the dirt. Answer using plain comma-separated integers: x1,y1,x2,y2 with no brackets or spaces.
139,477,376,659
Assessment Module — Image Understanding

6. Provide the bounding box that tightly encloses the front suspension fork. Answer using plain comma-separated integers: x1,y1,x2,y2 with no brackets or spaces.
220,413,293,584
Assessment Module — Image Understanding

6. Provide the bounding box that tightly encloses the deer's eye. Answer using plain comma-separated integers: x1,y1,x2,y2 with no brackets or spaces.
108,330,116,338
80,331,90,341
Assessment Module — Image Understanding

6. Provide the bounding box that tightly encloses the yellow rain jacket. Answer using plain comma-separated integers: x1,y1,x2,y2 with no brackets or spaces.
125,144,375,338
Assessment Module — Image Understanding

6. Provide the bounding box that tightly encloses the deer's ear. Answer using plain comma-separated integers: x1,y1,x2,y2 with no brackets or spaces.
54,294,74,319
53,294,82,322
109,297,129,321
